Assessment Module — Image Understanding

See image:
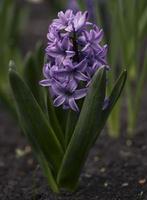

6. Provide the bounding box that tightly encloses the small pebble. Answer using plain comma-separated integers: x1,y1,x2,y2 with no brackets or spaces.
85,173,91,178
25,145,32,153
94,156,99,162
126,139,132,147
104,182,108,187
121,182,129,187
15,149,25,158
120,150,131,157
15,145,31,158
138,178,146,185
27,159,34,166
100,167,106,173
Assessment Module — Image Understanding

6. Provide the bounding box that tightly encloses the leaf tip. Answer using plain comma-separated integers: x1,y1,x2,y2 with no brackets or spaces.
9,60,16,72
123,69,127,81
123,69,127,74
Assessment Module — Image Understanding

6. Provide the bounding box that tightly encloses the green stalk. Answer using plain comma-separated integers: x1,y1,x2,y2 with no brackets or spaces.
57,68,106,190
65,110,78,147
108,100,121,138
46,93,65,150
127,52,147,135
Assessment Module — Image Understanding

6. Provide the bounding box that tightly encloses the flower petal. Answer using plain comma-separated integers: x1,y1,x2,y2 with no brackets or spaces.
73,88,87,100
75,72,89,81
74,11,88,31
39,79,50,87
75,58,87,71
67,79,78,93
103,97,110,110
69,97,79,112
53,95,65,107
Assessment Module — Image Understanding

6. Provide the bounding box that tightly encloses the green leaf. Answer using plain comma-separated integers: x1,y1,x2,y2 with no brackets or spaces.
9,67,64,174
65,110,79,147
99,70,127,138
139,6,147,38
46,92,65,150
57,67,106,190
34,42,65,148
127,53,147,135
28,135,59,193
36,151,59,193
34,41,44,72
55,107,68,134
102,70,127,125
23,52,45,111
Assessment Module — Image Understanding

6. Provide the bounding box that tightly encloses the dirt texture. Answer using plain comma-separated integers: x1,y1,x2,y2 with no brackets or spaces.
0,105,147,200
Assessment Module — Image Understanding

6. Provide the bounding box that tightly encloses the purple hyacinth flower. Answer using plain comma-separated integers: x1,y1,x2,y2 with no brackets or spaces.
73,11,89,31
81,27,104,53
47,26,60,44
52,10,74,31
95,44,108,66
46,36,75,60
64,11,89,32
39,63,51,86
52,59,89,83
40,9,109,112
52,80,87,112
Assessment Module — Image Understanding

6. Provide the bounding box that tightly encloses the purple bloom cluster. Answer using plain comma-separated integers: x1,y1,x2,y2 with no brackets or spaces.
40,10,108,112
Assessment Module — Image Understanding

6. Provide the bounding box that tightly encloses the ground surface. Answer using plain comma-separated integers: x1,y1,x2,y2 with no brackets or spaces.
0,106,147,200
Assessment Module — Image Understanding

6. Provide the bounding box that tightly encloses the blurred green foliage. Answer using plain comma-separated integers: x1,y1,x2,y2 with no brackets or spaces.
82,0,147,136
107,0,147,136
0,0,44,119
0,0,25,116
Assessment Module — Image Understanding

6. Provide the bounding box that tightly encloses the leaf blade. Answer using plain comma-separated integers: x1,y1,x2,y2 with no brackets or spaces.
57,67,106,190
9,67,64,174
46,92,65,149
102,70,127,121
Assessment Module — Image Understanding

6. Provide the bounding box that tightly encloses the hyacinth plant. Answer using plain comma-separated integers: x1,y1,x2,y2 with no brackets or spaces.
9,10,127,192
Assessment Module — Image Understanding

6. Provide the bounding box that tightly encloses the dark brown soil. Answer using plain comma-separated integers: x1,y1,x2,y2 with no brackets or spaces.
0,105,147,200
